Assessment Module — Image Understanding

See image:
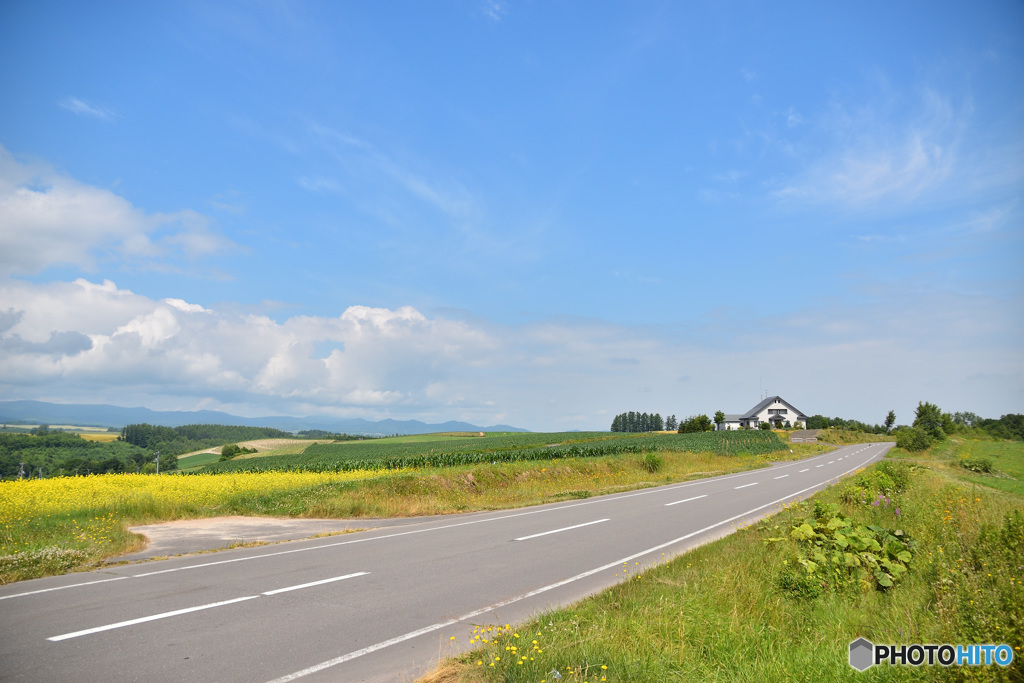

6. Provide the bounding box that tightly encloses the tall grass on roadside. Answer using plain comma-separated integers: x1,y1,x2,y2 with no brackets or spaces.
424,442,1024,683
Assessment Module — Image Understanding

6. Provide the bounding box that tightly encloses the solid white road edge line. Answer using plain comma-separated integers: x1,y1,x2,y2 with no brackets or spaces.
0,576,127,602
664,494,707,507
264,450,885,682
262,572,369,596
513,519,609,542
48,596,260,641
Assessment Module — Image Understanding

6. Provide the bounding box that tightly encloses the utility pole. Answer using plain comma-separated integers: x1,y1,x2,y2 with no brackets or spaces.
154,451,160,475
18,462,25,479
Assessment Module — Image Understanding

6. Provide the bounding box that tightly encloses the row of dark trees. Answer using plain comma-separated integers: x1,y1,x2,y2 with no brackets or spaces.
610,412,676,433
611,411,720,434
119,423,293,456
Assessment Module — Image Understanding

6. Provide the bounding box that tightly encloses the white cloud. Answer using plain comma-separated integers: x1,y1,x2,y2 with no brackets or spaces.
0,277,1018,430
481,0,506,22
59,97,117,121
0,146,235,275
773,88,963,209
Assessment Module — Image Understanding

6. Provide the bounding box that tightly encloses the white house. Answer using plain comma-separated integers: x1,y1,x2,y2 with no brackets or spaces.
717,396,808,430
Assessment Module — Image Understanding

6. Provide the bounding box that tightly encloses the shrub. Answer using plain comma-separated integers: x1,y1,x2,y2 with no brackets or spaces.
770,502,916,595
895,426,933,452
220,444,257,461
960,456,994,474
875,460,912,491
640,453,662,473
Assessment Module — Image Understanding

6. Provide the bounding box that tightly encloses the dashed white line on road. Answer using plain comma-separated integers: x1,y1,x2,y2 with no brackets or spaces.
816,465,824,468
773,475,789,479
262,572,368,596
513,519,609,542
799,469,809,472
665,494,708,507
48,596,260,641
734,483,757,489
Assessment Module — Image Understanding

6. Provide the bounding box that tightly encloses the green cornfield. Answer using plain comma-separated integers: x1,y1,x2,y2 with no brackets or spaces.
198,431,786,474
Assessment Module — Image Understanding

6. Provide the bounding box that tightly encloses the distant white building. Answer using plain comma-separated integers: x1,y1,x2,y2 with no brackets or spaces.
717,396,807,430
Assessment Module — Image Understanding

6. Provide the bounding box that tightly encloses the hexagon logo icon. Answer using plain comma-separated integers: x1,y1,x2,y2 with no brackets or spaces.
849,637,874,671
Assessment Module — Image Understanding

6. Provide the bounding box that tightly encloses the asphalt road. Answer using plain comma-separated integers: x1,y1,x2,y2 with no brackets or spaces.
0,442,892,682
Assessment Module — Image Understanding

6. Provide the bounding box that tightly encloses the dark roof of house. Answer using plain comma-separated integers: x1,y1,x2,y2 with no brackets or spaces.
741,396,807,419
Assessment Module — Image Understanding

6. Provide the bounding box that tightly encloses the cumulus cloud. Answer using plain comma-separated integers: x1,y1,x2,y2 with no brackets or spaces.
0,146,235,276
0,277,1018,430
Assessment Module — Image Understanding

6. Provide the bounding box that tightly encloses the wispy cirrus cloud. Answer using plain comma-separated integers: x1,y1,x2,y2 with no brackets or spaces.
773,87,965,210
305,122,478,221
59,97,118,121
481,0,507,22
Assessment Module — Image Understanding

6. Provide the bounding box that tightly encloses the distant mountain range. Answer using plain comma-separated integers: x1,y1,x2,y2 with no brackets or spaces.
0,400,528,436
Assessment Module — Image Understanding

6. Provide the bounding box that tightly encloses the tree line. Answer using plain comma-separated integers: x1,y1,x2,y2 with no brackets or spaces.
610,412,683,433
0,432,166,479
119,423,294,456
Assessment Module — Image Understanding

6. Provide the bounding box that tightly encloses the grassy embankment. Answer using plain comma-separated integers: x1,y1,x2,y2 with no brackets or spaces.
1,431,818,584
421,435,1023,682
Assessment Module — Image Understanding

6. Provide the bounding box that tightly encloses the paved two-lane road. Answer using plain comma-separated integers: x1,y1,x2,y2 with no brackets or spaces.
0,442,892,682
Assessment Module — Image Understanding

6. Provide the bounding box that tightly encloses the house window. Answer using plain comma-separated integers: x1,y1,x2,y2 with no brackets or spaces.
769,409,788,415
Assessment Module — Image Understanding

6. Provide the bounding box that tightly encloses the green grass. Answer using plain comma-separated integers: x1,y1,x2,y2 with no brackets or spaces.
176,450,221,470
423,438,1024,682
955,440,1024,498
817,429,894,445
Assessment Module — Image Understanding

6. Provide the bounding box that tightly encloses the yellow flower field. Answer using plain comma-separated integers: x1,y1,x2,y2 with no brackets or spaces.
0,469,395,519
0,470,400,579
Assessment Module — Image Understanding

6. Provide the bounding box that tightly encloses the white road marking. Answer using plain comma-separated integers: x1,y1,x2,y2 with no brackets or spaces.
773,474,789,479
0,576,127,602
262,572,368,596
799,468,809,472
828,461,834,464
265,453,888,683
734,482,757,489
816,464,824,468
48,596,259,641
514,519,609,541
665,494,707,507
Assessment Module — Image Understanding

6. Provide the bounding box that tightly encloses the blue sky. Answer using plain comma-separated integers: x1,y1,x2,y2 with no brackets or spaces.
1,1,1021,430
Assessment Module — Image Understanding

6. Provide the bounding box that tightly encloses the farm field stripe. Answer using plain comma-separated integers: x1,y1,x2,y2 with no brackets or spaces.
265,450,887,682
48,596,259,641
513,519,609,541
262,572,368,596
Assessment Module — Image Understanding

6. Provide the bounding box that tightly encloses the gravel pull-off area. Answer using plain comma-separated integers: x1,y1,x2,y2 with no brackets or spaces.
113,515,427,562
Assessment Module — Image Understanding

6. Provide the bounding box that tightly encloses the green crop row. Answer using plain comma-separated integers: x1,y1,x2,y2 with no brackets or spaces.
197,431,786,475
